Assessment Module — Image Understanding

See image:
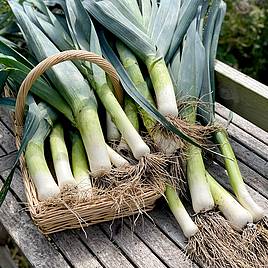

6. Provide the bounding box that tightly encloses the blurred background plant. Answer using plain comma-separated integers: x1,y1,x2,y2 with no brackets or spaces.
217,0,268,84
0,0,24,47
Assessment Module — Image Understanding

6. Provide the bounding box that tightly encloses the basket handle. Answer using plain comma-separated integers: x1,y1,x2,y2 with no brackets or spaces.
15,50,124,128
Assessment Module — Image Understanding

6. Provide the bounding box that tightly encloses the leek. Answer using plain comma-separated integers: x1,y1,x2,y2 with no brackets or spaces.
215,131,264,221
165,185,199,238
199,0,264,222
115,40,179,155
70,131,92,191
25,102,60,201
50,123,77,189
186,144,214,213
206,171,253,230
170,16,214,213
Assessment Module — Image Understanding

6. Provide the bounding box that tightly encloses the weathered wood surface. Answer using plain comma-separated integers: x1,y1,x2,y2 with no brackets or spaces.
0,121,16,154
51,231,102,268
216,103,268,145
101,221,167,268
0,147,5,157
77,225,135,268
124,217,196,268
0,103,267,268
215,60,268,132
0,179,71,268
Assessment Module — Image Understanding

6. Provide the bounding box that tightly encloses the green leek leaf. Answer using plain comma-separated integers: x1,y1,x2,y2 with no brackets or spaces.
176,16,205,100
83,0,156,60
0,97,16,111
199,0,222,124
166,0,202,62
0,39,33,68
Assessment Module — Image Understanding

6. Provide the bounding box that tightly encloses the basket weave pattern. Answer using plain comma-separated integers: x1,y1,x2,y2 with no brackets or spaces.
14,50,164,234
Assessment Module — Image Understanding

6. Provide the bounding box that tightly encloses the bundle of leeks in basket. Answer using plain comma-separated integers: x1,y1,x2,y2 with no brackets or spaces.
0,0,267,267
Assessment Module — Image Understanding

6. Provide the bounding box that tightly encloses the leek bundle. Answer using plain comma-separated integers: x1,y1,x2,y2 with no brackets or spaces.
10,0,111,176
198,0,264,222
91,0,267,265
112,38,199,238
84,0,183,117
22,0,151,161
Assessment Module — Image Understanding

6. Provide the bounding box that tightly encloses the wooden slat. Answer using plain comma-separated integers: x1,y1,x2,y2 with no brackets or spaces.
0,121,16,153
215,103,268,146
0,152,16,173
101,222,167,268
124,217,195,268
215,60,268,132
78,226,135,268
0,108,14,134
0,181,71,268
0,147,5,157
51,231,103,268
149,205,188,250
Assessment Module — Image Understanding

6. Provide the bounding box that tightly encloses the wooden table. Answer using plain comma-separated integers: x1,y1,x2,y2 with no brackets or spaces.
0,62,267,268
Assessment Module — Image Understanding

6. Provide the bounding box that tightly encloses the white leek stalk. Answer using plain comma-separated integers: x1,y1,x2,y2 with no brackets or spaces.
106,145,129,167
70,131,91,191
206,171,253,230
145,57,178,116
187,145,214,213
50,123,76,189
76,106,111,176
106,113,121,142
166,185,199,238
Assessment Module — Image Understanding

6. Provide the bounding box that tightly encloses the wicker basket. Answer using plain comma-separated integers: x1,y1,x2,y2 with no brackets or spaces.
13,50,165,234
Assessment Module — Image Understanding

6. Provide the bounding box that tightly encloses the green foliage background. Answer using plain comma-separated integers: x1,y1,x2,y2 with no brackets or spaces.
217,0,268,85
